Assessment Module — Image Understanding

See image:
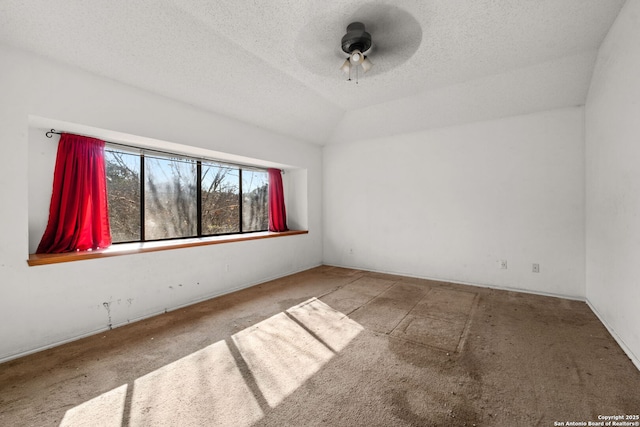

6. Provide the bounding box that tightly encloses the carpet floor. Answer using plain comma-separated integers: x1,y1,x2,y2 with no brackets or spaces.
0,266,638,426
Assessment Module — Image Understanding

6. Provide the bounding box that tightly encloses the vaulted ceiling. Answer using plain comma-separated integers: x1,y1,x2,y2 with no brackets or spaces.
0,0,627,145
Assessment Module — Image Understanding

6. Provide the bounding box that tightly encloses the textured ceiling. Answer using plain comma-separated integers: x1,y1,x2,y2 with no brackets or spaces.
0,0,627,145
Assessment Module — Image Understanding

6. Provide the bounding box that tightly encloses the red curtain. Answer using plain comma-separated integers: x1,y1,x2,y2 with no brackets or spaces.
36,133,112,253
268,168,288,232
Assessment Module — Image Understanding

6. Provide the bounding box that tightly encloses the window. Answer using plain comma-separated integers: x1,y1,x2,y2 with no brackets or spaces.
105,147,269,244
242,170,269,232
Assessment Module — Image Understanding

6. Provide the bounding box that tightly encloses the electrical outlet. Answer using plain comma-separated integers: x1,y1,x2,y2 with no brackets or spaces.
499,259,508,269
532,263,540,273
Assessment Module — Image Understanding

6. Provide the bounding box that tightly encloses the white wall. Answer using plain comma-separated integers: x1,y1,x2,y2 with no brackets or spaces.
324,107,585,298
585,0,640,369
0,43,322,362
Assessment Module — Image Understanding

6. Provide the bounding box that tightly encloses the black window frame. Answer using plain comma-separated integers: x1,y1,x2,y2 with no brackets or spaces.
105,146,269,245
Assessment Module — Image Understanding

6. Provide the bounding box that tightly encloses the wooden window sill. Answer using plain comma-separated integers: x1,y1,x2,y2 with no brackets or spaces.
27,230,308,266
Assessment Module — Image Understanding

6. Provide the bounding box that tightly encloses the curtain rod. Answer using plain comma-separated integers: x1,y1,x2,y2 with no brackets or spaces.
45,129,283,173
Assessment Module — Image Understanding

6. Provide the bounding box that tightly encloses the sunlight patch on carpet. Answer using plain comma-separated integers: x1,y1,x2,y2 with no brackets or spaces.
58,298,362,426
59,384,127,427
130,340,263,426
286,298,364,352
233,298,363,407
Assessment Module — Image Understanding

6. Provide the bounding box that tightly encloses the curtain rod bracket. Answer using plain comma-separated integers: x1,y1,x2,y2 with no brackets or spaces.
45,129,61,138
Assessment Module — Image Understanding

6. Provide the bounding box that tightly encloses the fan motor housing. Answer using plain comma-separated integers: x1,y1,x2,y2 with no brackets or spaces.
341,22,372,54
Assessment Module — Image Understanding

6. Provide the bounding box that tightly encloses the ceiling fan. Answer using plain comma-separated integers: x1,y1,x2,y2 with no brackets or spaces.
294,4,421,81
340,22,373,82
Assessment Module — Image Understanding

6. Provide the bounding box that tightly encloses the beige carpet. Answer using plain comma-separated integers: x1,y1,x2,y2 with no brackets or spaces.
0,266,638,426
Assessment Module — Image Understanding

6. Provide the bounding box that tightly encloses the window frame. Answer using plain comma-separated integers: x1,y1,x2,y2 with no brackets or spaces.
105,145,270,245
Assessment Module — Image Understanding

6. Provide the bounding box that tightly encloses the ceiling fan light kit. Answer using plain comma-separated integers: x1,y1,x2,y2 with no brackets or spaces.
350,49,364,65
360,57,373,73
340,22,373,82
340,58,351,74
